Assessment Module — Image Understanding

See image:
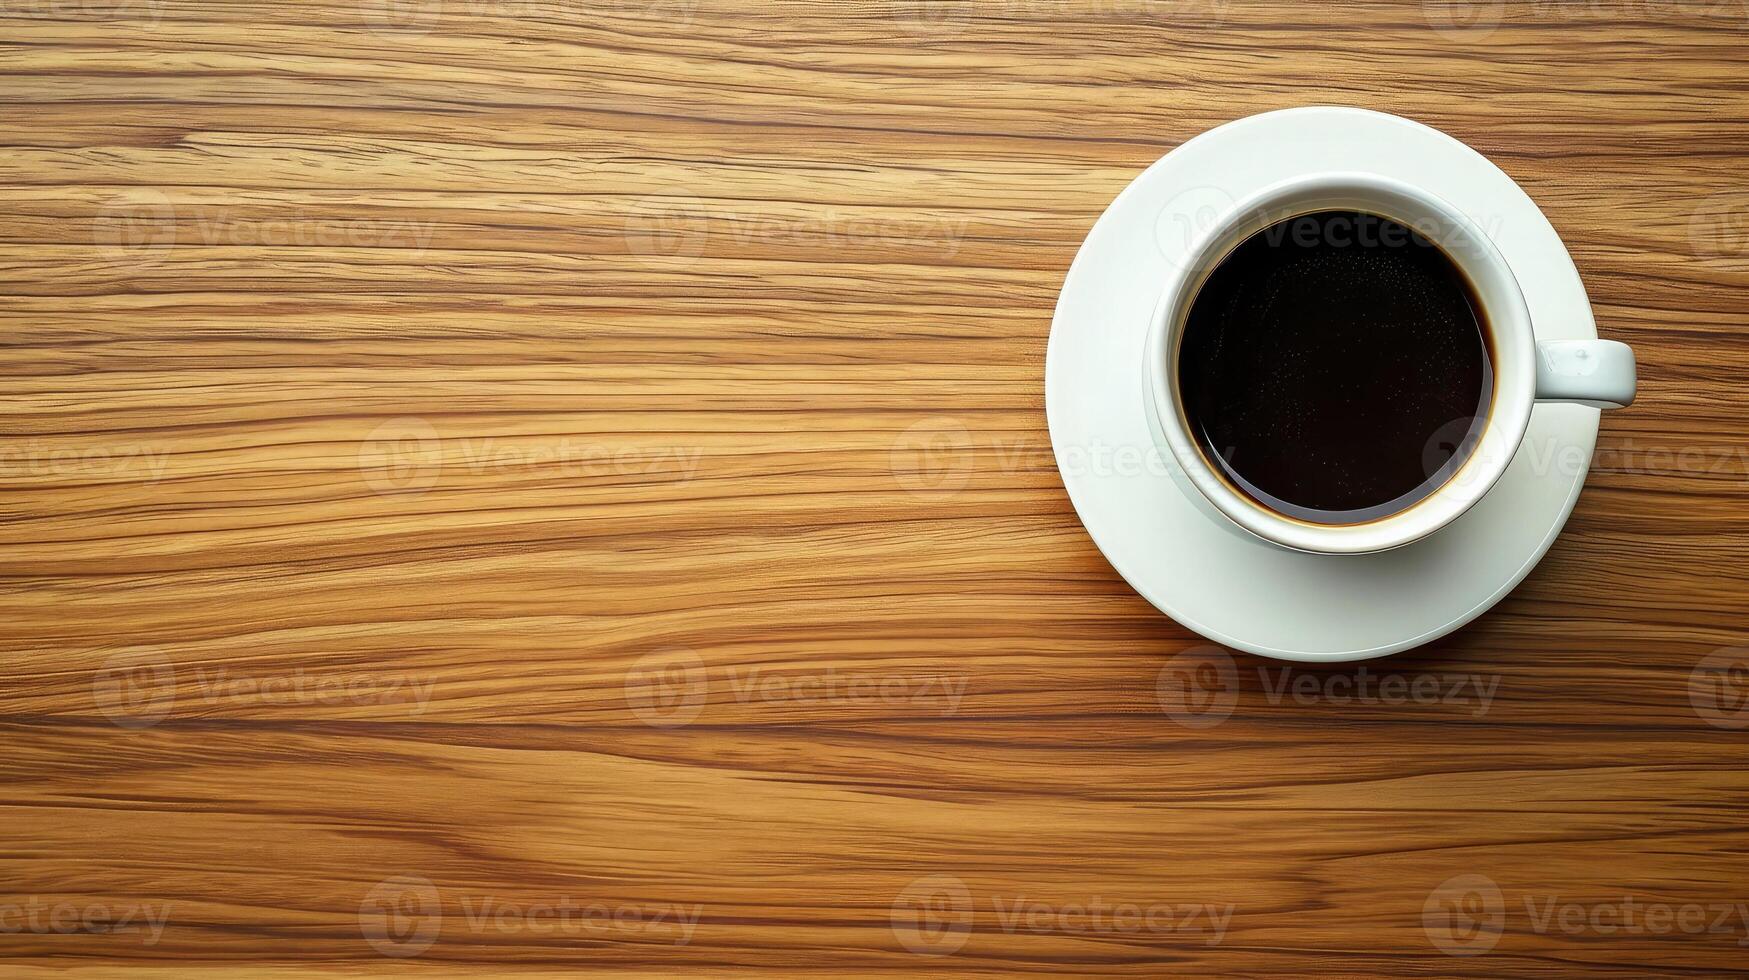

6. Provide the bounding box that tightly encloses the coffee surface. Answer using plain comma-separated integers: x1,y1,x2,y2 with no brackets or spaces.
1178,210,1492,524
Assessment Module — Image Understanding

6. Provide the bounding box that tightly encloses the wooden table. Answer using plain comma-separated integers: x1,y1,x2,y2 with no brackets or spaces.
3,1,1747,975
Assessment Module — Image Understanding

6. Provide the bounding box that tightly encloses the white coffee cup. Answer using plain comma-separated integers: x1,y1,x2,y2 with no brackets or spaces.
1143,172,1635,555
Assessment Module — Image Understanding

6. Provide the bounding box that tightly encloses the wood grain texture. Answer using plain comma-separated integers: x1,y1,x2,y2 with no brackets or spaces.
2,0,1748,975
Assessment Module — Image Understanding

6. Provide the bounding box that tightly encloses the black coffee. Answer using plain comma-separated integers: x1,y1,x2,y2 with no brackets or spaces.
1178,210,1492,524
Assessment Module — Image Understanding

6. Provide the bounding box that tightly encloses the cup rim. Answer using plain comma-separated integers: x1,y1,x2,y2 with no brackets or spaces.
1144,171,1537,555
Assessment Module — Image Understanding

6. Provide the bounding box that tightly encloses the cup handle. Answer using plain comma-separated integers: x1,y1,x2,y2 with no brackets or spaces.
1535,339,1636,409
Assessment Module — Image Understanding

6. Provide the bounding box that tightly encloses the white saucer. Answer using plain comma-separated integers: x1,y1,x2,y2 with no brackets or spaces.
1045,107,1601,662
